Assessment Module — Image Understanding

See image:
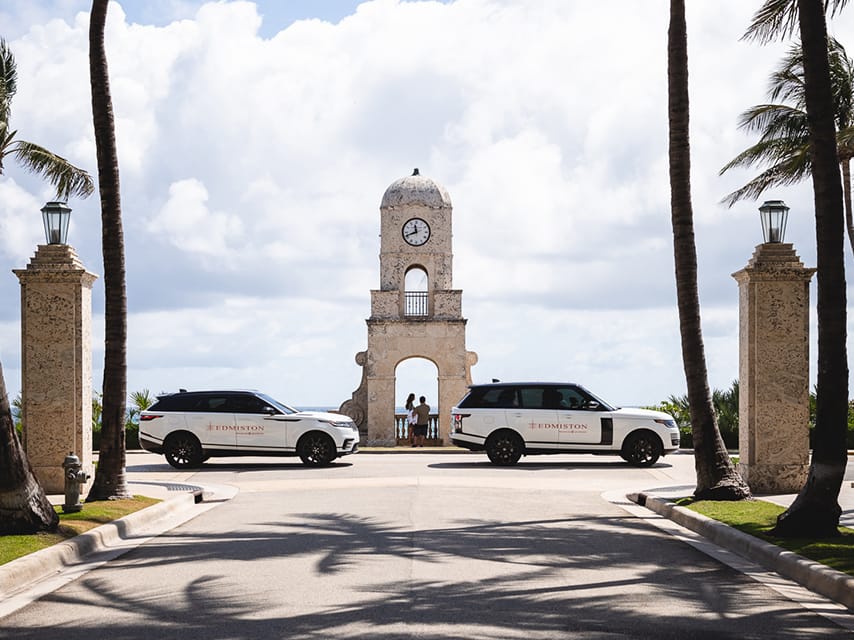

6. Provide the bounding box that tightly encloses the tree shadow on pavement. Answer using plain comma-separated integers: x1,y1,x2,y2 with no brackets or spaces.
0,504,848,639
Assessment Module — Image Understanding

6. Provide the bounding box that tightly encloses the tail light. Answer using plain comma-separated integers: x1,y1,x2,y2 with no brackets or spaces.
140,414,163,422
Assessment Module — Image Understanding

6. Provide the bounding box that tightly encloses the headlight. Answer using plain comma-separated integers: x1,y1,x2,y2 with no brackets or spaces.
325,419,356,430
654,419,678,429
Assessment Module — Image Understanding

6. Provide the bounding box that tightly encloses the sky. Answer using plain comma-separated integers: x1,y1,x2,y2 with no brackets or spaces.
1,0,853,411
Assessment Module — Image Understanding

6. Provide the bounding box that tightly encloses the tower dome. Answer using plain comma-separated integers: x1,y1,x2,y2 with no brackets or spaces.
380,168,452,209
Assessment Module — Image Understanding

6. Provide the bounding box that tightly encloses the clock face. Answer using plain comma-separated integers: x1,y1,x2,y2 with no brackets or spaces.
402,217,431,246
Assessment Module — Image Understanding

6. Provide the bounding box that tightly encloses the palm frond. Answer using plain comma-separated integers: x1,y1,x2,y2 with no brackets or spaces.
743,0,799,43
743,0,851,43
0,123,17,174
10,140,94,200
720,137,810,174
0,39,17,125
738,104,809,138
720,155,811,208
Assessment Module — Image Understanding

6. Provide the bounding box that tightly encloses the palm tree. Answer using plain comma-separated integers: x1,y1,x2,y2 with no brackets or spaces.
0,38,94,534
0,39,94,199
745,0,850,537
0,363,57,533
126,389,154,428
86,0,131,501
668,0,751,501
719,37,854,255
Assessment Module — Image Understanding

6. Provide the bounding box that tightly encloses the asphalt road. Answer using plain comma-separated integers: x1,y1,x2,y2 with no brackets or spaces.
0,451,852,639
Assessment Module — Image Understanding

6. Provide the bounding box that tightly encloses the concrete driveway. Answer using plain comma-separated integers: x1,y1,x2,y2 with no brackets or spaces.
0,450,851,638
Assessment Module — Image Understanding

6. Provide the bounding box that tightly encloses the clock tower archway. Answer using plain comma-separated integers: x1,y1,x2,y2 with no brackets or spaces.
339,169,478,446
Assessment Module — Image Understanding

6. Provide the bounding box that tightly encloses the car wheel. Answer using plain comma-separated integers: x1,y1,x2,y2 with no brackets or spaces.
622,431,662,467
298,432,336,466
485,430,523,466
163,432,204,469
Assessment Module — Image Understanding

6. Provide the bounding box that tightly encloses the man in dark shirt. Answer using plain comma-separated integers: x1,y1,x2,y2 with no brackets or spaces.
412,396,430,447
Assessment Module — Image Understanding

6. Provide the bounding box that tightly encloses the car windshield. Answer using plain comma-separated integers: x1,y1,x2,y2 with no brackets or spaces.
258,392,298,415
572,385,615,411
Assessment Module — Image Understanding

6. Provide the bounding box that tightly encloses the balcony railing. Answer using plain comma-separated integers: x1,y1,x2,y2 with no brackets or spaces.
404,291,429,317
394,413,442,446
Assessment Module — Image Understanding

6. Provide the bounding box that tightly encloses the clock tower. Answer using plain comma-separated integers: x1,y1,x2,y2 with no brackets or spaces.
339,169,478,446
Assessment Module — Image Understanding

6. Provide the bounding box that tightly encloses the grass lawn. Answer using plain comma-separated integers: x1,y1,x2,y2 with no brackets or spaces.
678,498,854,576
0,496,160,566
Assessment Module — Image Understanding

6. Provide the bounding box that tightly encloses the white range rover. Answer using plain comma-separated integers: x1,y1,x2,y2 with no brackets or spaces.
450,382,679,467
139,390,359,468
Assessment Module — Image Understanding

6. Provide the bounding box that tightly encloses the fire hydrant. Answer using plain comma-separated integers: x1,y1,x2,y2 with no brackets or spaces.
62,453,90,513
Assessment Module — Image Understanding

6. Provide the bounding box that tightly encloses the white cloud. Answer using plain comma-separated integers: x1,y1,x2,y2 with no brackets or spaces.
146,178,244,259
1,0,853,408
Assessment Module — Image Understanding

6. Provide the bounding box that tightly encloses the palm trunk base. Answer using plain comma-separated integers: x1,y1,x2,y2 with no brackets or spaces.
693,475,752,501
0,478,59,534
772,500,842,538
86,473,131,502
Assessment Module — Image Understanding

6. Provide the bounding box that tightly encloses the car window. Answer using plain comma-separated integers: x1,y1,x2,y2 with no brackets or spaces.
256,393,297,415
519,387,546,409
458,387,518,408
148,394,199,412
230,394,276,414
556,386,585,409
190,396,231,412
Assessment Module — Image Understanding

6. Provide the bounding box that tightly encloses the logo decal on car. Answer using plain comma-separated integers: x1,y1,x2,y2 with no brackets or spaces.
529,421,588,431
206,424,265,433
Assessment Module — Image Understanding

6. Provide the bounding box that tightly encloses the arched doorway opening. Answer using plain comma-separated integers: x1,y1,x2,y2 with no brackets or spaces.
404,266,429,317
394,356,439,445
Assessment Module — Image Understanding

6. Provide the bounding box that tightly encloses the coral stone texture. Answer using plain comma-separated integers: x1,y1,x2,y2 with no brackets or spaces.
13,245,97,493
340,170,477,445
732,243,815,493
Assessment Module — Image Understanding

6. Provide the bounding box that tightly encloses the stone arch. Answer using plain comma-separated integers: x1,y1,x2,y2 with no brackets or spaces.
394,356,439,442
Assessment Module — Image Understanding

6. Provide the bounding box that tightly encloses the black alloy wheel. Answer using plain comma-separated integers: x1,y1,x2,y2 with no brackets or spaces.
623,432,662,467
485,431,523,466
298,432,336,466
163,432,204,469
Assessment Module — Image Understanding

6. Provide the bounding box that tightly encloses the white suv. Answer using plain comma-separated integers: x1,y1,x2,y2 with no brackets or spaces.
139,390,359,468
450,382,679,466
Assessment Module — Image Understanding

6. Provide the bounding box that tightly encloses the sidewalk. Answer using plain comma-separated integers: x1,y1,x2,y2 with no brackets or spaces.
627,484,854,611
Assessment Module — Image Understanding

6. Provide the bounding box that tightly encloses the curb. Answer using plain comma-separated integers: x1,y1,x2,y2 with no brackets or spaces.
631,492,854,611
0,492,197,600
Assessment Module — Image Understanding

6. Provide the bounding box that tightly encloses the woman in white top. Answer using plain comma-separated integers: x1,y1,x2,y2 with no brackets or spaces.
405,393,416,446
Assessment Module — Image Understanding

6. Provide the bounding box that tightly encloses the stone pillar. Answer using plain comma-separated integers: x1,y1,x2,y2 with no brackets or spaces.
14,245,98,493
732,243,815,493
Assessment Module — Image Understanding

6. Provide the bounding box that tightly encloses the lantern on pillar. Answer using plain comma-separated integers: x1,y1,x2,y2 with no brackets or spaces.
40,201,72,245
758,199,789,244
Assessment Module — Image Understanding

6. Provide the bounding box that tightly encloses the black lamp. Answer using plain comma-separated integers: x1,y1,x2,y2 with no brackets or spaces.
41,201,72,245
758,199,789,244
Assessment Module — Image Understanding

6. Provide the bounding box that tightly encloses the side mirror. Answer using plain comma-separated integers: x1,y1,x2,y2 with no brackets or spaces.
585,401,600,411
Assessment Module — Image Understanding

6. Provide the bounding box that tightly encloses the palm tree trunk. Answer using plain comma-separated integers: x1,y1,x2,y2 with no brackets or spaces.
86,0,130,501
773,0,849,537
0,360,58,534
668,0,750,501
841,157,854,255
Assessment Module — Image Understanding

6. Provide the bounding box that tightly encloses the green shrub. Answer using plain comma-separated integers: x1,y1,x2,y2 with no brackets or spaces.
91,423,140,451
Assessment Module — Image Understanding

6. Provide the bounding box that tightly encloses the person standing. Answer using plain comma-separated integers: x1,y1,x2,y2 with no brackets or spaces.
412,395,430,447
405,393,416,446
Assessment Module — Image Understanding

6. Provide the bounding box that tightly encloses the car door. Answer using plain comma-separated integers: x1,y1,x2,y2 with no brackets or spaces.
232,393,288,452
187,394,236,448
555,385,603,445
507,386,560,448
